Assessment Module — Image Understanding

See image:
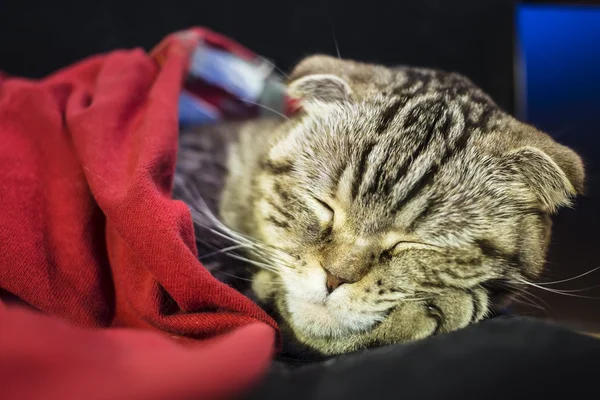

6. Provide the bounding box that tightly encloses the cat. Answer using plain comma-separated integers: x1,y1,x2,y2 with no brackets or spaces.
173,55,584,356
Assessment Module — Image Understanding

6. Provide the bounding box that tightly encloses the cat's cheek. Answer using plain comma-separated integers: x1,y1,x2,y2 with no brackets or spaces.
280,266,328,304
251,270,278,302
254,200,298,249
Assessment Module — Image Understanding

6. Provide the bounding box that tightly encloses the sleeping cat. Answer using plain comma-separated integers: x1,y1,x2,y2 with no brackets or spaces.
174,55,584,356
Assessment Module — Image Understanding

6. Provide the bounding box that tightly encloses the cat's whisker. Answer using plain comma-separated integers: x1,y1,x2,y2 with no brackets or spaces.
193,235,282,274
271,64,290,79
534,266,600,286
515,278,600,300
512,288,550,310
193,236,252,263
332,29,341,60
189,206,247,242
191,213,249,245
184,183,298,268
479,280,549,310
194,236,233,253
501,283,549,310
199,243,252,260
217,270,286,286
215,271,255,282
511,293,547,311
189,210,260,253
222,251,283,273
188,193,286,258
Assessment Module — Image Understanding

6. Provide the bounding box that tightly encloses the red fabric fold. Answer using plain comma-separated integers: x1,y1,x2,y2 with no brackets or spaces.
0,28,277,399
0,307,274,400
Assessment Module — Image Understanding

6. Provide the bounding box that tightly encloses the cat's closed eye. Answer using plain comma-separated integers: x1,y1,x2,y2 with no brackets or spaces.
310,197,335,241
384,241,440,258
312,197,334,224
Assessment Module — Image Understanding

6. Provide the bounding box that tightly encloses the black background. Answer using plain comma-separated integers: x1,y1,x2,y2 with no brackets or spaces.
0,0,515,112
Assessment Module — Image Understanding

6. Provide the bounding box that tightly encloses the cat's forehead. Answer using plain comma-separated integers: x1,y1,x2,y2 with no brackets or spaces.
287,107,508,239
272,67,510,239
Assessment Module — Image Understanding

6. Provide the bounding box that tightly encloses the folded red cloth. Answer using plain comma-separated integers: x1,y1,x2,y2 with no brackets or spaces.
0,28,277,399
0,306,274,400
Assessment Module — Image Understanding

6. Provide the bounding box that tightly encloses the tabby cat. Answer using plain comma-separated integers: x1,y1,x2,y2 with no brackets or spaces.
174,55,584,356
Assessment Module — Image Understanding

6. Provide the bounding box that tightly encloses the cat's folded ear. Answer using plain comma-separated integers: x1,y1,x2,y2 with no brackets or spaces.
287,55,353,109
503,135,584,213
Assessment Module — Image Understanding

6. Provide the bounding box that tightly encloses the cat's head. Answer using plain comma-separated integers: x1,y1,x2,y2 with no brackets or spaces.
250,55,584,355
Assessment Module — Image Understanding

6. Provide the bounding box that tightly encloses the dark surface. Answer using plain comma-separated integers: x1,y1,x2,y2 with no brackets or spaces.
0,0,514,114
246,317,600,399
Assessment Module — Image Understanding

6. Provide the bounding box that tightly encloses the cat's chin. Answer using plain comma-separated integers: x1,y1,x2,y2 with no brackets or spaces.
283,293,383,339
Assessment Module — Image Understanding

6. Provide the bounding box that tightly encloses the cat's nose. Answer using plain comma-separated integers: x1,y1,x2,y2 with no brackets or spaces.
325,270,349,294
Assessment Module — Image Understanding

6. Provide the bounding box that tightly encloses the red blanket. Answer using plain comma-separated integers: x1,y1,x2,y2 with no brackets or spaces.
0,28,278,400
